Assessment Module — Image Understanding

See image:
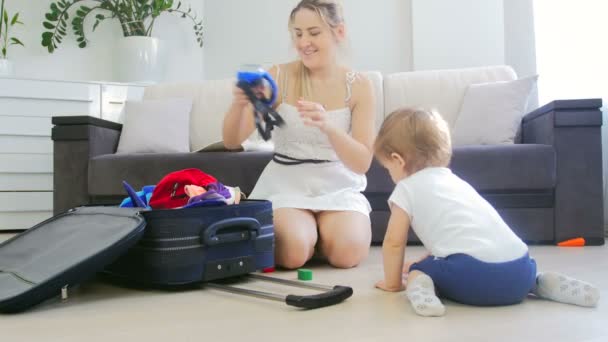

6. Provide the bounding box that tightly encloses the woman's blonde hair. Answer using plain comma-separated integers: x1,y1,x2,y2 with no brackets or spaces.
374,107,452,174
288,0,345,99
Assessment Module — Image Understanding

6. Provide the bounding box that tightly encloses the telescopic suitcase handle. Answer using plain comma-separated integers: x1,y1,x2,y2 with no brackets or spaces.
207,274,354,309
202,217,261,246
285,286,353,309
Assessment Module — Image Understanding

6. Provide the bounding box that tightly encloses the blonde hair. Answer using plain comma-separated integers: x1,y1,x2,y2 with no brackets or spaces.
288,0,345,99
374,108,452,174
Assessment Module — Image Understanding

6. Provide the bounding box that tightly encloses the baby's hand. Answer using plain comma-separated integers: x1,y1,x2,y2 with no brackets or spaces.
375,279,406,292
403,260,416,274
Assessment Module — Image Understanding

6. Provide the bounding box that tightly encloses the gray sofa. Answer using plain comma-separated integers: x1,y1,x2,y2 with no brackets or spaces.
52,98,604,245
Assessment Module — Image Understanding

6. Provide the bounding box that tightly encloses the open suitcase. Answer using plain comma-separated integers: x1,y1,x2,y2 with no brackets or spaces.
0,202,353,313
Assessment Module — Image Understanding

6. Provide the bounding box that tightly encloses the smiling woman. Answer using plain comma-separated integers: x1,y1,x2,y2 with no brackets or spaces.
222,0,376,270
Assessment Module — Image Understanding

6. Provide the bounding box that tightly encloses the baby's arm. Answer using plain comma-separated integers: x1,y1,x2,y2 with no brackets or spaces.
376,205,411,292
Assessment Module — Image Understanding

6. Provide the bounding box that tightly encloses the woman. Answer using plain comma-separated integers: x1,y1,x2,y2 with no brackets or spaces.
223,0,375,269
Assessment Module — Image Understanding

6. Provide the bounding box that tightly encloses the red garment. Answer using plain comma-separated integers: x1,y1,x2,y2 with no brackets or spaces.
149,168,217,209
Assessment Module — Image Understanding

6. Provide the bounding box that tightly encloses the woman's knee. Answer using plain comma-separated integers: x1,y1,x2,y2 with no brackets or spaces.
273,209,317,269
323,237,370,268
318,212,371,268
275,230,316,269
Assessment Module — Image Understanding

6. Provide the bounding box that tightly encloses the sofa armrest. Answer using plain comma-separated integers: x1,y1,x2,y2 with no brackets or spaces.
51,116,123,214
522,99,604,245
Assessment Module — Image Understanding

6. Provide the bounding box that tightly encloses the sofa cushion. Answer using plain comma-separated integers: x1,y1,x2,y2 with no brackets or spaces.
452,75,538,145
116,98,192,153
143,79,234,152
88,152,273,197
383,65,517,129
143,71,386,153
366,144,556,193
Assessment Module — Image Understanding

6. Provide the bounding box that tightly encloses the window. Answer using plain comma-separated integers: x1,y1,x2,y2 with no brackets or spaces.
533,0,608,232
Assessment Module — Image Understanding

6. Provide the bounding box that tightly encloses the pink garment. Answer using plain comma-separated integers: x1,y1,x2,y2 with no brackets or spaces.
184,184,207,198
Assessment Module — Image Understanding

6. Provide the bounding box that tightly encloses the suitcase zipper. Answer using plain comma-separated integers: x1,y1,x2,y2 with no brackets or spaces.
0,271,35,285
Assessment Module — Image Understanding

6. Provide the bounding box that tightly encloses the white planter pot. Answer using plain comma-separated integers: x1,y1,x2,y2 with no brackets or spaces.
0,59,15,78
115,37,166,83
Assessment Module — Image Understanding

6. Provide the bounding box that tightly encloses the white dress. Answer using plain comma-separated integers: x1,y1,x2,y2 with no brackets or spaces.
248,69,371,216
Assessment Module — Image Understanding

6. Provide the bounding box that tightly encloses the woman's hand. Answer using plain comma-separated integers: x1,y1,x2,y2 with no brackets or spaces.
375,279,406,292
231,85,251,110
296,99,337,134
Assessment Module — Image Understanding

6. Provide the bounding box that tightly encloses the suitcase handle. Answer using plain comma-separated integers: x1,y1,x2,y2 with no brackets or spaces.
203,217,261,246
285,286,353,309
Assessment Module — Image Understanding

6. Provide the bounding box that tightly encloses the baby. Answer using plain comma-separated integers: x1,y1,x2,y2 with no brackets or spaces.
373,107,600,316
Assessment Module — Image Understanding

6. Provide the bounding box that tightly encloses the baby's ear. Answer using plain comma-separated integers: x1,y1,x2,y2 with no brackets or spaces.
390,152,406,167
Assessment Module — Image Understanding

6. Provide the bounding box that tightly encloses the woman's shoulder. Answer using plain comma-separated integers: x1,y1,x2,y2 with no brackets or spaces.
344,68,373,100
273,61,300,75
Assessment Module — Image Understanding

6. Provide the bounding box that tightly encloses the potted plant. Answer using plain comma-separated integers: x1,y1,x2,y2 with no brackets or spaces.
41,0,203,82
0,0,25,77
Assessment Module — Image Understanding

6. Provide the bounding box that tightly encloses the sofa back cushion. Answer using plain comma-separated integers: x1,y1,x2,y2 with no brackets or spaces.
383,65,517,129
143,79,234,152
143,71,385,152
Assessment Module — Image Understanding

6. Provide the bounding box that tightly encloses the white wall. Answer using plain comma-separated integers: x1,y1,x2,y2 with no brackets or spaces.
6,0,204,82
411,0,505,71
203,0,412,80
504,0,538,109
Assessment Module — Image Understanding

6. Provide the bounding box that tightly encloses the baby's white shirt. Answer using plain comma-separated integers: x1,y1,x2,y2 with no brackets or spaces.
388,167,528,263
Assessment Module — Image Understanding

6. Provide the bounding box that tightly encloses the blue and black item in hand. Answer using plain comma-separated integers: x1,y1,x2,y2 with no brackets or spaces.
236,65,285,141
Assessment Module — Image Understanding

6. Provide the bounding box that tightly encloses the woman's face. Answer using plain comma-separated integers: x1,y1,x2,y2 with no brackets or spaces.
291,8,343,69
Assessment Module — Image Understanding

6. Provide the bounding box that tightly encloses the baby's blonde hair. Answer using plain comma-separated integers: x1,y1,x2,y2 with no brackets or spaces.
374,107,452,174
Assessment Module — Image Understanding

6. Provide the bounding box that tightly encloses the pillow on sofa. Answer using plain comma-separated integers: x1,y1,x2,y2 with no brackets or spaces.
116,98,192,154
452,75,538,146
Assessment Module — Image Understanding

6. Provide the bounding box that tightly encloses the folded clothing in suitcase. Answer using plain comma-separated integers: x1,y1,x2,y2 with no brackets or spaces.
103,200,275,286
0,207,145,313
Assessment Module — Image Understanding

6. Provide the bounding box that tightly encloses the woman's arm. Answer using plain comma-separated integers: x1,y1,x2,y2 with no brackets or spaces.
376,204,411,292
297,74,376,174
222,65,281,149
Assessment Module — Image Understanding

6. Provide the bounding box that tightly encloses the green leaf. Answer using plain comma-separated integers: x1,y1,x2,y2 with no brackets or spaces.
42,31,53,41
50,3,59,13
43,21,56,30
78,41,86,48
10,37,24,47
11,13,19,26
46,13,58,21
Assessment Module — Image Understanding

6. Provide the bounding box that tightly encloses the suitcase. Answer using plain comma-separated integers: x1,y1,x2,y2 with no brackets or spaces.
0,202,353,312
103,200,276,285
0,207,145,313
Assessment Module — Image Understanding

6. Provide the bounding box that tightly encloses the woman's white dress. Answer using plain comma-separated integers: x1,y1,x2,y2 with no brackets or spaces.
249,69,371,216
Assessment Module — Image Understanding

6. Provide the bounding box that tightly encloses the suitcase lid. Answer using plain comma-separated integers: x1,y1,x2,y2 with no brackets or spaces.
0,206,146,313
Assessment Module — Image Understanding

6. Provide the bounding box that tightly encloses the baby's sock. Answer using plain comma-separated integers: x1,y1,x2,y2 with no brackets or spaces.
533,272,600,307
406,274,445,317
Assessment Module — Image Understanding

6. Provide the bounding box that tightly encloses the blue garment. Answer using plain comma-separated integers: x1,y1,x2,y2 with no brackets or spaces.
410,253,537,306
119,185,155,209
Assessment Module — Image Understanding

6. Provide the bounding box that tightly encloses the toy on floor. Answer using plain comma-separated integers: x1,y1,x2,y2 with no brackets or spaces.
237,65,285,141
557,237,586,247
298,269,313,281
